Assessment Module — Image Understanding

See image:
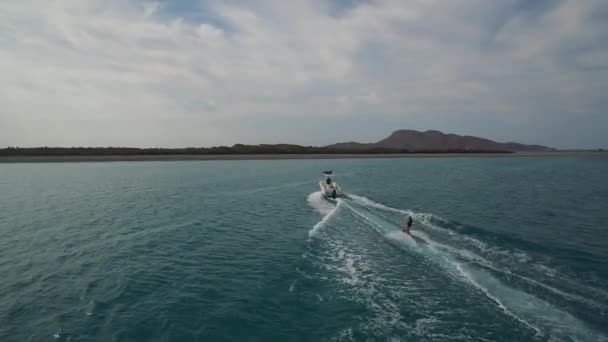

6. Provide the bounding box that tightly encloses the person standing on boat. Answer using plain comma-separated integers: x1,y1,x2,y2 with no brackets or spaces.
403,216,413,235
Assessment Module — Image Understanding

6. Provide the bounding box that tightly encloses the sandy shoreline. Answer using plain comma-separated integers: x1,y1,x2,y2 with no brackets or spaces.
1,151,606,163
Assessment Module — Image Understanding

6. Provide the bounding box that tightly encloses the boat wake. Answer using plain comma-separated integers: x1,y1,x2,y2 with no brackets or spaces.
307,191,342,237
304,191,607,341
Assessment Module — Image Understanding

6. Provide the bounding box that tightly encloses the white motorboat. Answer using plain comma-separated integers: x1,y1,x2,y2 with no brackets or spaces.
319,170,344,199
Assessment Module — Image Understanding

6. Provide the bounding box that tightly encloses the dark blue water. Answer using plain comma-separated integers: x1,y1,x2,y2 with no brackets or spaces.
1,157,607,341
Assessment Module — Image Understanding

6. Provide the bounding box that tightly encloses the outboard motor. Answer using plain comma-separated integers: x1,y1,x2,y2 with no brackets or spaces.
331,189,337,199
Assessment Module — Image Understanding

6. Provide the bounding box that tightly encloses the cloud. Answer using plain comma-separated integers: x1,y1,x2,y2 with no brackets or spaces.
0,0,606,148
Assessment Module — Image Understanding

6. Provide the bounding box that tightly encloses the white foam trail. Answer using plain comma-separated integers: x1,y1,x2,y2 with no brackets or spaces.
350,195,463,241
414,213,608,310
416,214,490,251
326,241,367,287
408,230,541,334
411,231,607,341
466,265,607,341
386,231,418,248
349,195,608,313
421,234,608,312
307,191,336,216
455,263,542,335
317,240,404,334
349,194,411,215
341,200,417,247
308,207,338,237
306,193,607,340
414,208,569,296
307,192,341,237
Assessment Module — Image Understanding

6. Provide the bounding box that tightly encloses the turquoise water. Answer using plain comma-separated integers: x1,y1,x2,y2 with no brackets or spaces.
1,157,607,341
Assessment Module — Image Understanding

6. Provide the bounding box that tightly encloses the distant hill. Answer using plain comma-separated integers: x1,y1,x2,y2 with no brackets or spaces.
328,130,553,152
0,130,552,158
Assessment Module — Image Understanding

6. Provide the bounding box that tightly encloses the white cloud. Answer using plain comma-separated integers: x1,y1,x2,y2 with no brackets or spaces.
0,0,606,147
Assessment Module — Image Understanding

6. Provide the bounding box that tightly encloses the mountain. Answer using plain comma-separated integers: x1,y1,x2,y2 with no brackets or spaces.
328,130,554,152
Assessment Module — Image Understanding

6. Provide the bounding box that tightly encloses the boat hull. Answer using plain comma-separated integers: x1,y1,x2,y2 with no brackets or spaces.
319,181,344,199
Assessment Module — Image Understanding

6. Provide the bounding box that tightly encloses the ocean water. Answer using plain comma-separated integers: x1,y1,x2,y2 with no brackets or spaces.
1,157,607,342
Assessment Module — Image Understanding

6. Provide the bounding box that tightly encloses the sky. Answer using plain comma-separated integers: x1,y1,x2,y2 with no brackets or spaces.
1,0,607,149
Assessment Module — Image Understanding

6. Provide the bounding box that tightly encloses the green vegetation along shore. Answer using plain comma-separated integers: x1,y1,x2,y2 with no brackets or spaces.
0,145,513,157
